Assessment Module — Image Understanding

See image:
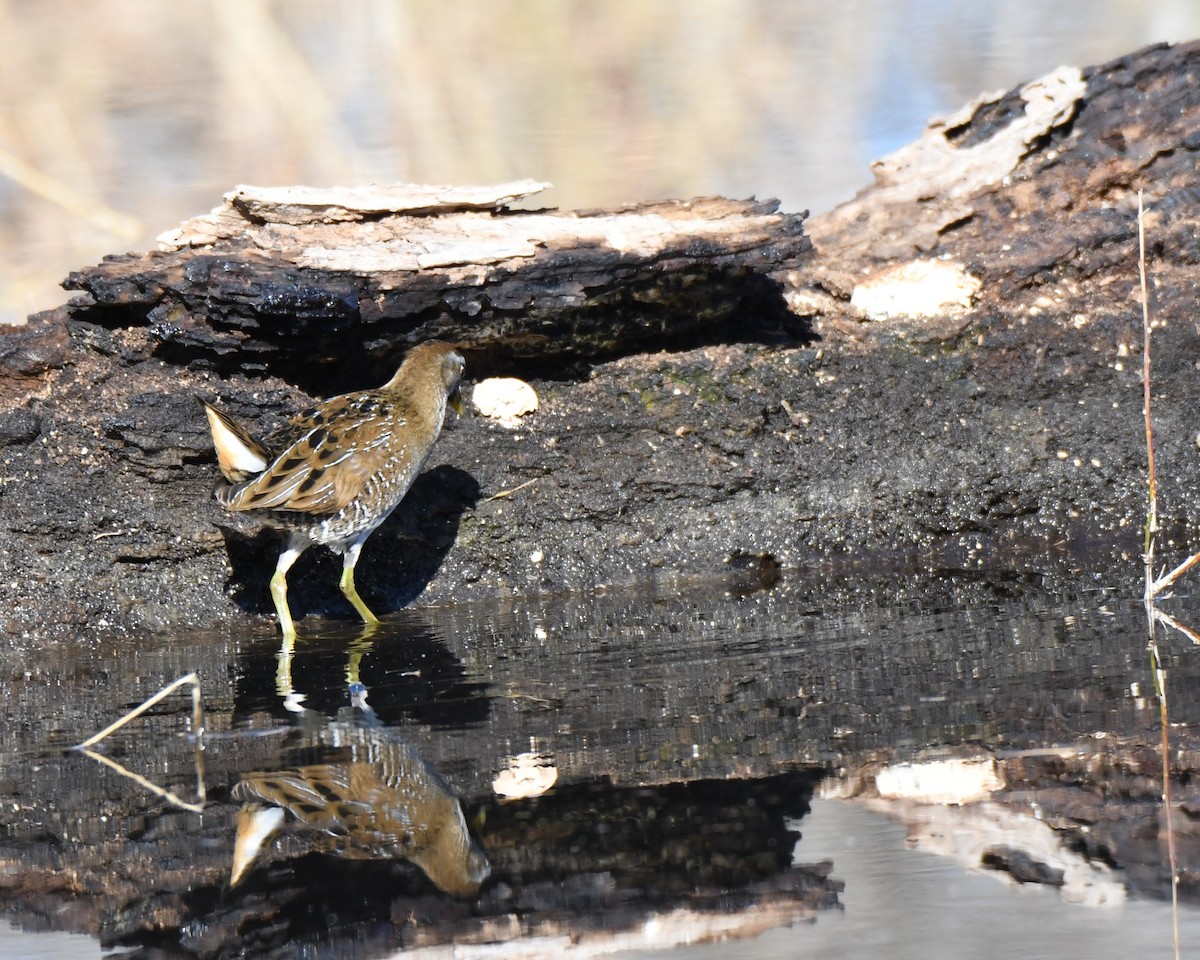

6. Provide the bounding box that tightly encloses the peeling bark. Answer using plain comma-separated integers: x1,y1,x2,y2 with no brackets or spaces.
63,184,810,389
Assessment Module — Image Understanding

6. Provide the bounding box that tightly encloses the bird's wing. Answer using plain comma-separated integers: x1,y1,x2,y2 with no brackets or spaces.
222,397,409,515
236,765,380,839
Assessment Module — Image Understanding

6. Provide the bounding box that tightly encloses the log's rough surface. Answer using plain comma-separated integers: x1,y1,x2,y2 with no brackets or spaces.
2,41,1200,641
65,182,810,389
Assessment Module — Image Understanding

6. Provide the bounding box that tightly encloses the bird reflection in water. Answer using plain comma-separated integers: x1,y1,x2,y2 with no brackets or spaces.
275,620,379,713
230,713,490,897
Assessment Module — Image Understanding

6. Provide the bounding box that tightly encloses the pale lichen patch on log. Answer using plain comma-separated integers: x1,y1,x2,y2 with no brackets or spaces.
850,259,981,320
472,377,540,429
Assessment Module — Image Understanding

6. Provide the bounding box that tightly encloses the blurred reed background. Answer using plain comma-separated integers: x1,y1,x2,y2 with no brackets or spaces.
0,0,1195,327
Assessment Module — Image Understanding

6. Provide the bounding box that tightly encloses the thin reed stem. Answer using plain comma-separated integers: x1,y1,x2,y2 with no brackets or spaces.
74,672,203,749
1137,190,1180,960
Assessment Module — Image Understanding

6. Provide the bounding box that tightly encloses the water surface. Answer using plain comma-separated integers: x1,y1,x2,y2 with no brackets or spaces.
1,572,1195,956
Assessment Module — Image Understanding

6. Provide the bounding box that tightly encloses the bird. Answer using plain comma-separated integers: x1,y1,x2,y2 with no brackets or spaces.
202,340,465,637
230,719,490,896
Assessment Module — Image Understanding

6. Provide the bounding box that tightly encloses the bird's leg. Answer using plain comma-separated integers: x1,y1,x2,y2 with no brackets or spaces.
270,544,308,711
339,540,380,625
270,544,306,639
344,624,380,708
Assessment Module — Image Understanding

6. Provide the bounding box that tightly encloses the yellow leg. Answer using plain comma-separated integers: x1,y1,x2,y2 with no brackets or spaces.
275,631,306,712
270,545,304,639
267,543,307,712
339,547,380,626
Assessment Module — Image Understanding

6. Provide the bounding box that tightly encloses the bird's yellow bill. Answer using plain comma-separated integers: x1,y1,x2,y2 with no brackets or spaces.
448,387,465,416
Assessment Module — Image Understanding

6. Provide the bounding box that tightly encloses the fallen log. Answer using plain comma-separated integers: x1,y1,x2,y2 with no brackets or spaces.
0,179,811,636
3,40,1200,639
63,181,810,389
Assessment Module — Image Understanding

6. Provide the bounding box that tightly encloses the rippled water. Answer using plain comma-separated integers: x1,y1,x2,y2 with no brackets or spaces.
2,570,1198,957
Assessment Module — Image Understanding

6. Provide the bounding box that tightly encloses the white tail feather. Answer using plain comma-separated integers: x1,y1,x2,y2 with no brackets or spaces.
205,404,269,477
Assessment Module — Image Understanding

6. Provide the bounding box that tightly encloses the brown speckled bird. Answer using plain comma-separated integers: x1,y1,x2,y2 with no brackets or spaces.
203,340,465,637
230,721,490,896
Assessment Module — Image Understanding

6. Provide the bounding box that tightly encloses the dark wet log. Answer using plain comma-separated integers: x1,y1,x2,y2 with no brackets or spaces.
62,181,810,390
3,41,1200,643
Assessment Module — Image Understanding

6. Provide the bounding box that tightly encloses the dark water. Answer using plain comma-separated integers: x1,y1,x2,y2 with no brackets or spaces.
2,571,1199,957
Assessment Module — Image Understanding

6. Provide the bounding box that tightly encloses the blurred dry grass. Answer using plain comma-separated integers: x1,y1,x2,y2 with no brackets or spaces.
0,0,1194,326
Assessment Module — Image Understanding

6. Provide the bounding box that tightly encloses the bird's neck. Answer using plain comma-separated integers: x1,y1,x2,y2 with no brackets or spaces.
382,366,447,426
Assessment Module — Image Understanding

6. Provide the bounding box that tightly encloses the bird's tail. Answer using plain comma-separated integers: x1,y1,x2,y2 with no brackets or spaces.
199,398,272,484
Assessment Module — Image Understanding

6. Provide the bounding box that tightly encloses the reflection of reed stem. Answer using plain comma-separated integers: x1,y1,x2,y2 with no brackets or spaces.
1152,607,1200,646
72,672,207,813
78,747,206,814
74,671,204,748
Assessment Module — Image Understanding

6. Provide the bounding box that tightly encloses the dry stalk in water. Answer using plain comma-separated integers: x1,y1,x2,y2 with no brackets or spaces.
1137,190,1181,960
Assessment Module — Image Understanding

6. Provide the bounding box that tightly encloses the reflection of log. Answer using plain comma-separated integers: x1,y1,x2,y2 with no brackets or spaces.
4,576,1200,951
65,181,810,388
